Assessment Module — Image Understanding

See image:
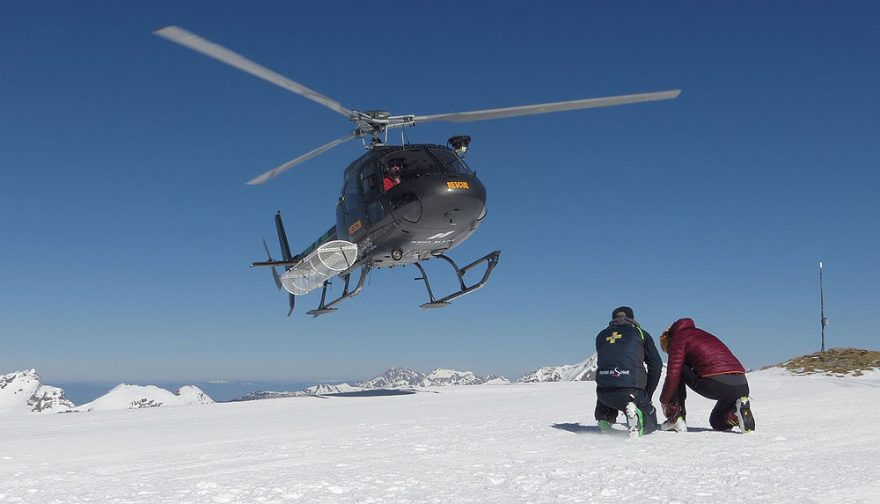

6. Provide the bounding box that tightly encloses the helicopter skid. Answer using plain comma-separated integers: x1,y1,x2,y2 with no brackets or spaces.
414,250,501,309
305,307,338,317
420,302,450,310
306,265,371,318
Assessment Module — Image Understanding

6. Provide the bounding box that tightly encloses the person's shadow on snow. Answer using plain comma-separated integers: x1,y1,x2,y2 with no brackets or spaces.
551,422,626,435
551,422,717,434
552,422,597,433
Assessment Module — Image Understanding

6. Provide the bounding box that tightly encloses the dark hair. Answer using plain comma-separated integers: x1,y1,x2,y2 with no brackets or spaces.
611,306,634,319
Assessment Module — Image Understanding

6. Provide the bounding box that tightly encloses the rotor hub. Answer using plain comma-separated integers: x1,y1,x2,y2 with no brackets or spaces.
364,110,391,120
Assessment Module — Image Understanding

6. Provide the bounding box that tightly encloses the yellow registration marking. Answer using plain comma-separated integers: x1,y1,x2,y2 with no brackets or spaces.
447,181,470,190
348,220,362,235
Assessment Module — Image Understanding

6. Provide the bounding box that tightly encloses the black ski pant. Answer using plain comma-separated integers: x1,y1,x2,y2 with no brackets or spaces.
668,367,750,431
595,387,658,434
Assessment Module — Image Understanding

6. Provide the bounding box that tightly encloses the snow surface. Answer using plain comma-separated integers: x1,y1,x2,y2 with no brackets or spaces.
1,369,879,503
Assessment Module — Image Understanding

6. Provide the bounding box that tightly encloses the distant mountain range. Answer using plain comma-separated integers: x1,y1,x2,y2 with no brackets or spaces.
233,367,512,401
233,356,596,401
7,349,877,416
0,369,212,415
1,354,597,413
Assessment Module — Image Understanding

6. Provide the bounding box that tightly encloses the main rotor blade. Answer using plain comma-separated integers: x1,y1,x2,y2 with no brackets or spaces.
246,132,358,185
412,90,681,124
155,26,352,118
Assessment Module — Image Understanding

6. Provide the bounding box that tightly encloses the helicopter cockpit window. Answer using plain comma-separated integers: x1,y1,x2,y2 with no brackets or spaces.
343,177,358,213
429,148,473,175
360,162,380,196
380,148,471,184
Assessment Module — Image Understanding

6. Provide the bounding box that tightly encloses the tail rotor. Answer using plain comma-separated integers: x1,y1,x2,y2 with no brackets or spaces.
257,212,298,316
262,239,283,291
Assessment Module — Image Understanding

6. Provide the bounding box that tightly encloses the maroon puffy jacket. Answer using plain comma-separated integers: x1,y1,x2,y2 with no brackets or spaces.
659,318,745,404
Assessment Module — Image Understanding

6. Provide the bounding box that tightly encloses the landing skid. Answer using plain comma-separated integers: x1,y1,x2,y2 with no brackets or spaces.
413,251,501,309
306,266,371,317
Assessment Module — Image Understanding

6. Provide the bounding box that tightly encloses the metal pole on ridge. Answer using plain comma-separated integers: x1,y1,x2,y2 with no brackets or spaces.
819,261,828,352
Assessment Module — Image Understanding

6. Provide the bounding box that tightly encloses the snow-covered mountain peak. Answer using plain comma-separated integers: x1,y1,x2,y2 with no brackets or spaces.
516,353,599,383
75,384,214,412
0,369,74,415
177,385,213,404
355,368,424,389
421,369,480,386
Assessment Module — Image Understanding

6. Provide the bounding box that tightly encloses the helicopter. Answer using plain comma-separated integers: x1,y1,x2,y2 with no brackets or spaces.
155,26,680,317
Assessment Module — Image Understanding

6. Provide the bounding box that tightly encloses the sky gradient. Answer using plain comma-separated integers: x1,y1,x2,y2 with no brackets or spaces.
2,1,878,383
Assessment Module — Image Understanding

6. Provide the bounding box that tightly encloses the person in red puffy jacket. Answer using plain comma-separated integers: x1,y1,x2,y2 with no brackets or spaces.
658,318,755,433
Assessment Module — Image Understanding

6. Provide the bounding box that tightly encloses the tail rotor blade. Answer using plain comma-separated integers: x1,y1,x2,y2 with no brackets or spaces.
262,239,283,290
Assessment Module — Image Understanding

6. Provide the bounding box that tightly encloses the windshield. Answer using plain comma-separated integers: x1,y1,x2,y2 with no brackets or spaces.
429,148,472,175
380,147,472,183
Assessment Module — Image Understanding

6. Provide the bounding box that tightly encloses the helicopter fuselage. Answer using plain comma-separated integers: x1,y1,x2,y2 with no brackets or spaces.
331,144,487,270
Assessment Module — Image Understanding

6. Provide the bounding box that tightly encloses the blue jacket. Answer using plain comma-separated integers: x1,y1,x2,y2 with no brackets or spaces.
595,317,662,397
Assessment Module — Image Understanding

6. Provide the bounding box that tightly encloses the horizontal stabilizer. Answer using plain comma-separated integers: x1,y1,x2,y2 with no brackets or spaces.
252,259,302,268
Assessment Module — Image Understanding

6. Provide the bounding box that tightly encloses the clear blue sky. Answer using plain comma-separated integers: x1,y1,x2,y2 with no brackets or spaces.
2,2,878,384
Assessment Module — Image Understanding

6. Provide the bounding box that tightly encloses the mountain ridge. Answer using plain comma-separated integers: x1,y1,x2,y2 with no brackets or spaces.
0,370,214,415
231,356,598,401
7,347,879,412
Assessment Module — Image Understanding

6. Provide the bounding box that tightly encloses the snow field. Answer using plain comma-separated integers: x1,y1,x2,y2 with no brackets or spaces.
1,369,878,503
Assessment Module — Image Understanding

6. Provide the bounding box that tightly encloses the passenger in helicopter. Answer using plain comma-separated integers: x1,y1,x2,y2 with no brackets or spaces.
384,161,402,191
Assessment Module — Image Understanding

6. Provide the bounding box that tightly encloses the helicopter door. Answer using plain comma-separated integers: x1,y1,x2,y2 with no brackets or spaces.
340,176,367,241
360,163,385,224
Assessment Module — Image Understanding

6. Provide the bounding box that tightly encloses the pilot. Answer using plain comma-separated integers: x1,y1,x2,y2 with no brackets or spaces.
384,161,402,191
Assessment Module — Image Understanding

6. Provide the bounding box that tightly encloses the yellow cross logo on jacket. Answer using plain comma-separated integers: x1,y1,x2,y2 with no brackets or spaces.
606,332,622,344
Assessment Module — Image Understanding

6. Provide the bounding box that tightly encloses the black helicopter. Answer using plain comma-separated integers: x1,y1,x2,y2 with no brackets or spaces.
155,26,680,317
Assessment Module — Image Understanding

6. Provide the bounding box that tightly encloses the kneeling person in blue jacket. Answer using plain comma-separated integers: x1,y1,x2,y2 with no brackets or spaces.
594,306,662,437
